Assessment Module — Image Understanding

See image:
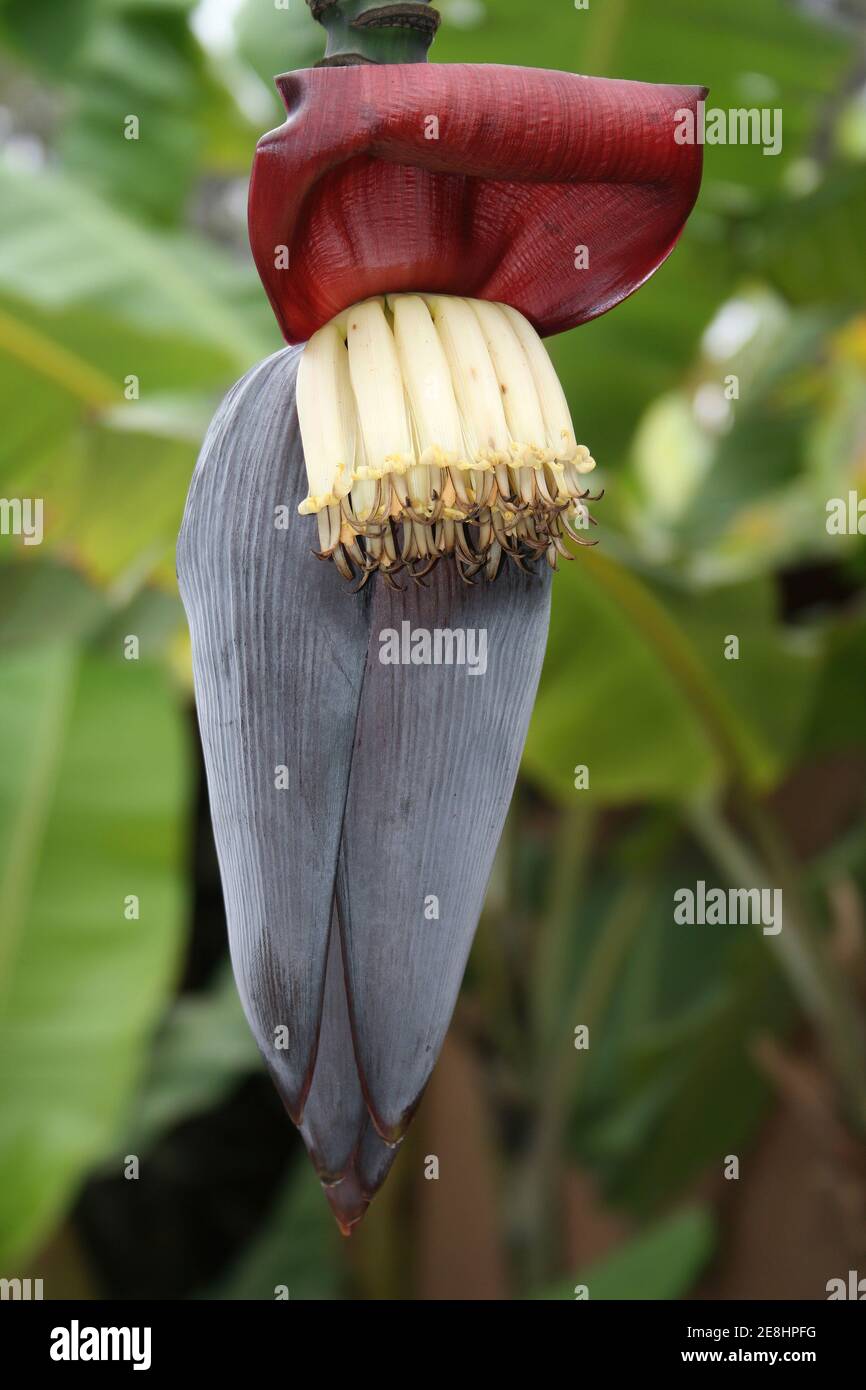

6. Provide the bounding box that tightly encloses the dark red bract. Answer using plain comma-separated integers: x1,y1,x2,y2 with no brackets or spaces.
248,63,706,345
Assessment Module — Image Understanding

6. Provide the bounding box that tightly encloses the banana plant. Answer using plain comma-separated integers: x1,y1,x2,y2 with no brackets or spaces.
178,0,704,1232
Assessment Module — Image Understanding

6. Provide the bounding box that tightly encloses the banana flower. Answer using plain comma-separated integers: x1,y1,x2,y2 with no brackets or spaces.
178,1,704,1232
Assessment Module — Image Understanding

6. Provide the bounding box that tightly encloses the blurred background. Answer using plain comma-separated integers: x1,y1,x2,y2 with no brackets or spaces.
1,0,865,1301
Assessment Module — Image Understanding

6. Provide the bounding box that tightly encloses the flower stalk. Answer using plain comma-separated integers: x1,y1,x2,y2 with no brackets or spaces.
307,1,440,66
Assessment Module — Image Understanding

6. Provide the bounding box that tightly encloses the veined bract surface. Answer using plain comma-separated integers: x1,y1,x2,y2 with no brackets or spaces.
178,346,552,1231
180,51,705,1230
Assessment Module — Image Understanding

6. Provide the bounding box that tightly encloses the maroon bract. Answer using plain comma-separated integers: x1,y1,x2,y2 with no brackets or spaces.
249,64,706,345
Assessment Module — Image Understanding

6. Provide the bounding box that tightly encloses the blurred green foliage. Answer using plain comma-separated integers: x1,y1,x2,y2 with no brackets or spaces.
0,631,187,1263
537,1204,716,1300
0,0,864,1298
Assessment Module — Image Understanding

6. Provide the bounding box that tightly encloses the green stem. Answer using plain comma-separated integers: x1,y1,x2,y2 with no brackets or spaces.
522,874,652,1291
307,2,440,65
688,796,866,1134
581,0,629,76
473,801,526,1068
530,800,594,1055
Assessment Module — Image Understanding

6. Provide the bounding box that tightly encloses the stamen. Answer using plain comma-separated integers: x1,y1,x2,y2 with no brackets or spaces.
297,293,600,580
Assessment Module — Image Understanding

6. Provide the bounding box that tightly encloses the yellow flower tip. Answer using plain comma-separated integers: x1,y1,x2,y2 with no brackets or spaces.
299,492,338,515
510,441,554,469
418,444,460,470
296,291,599,581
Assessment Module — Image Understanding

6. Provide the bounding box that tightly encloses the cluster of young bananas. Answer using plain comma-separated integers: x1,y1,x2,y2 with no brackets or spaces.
296,293,600,586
